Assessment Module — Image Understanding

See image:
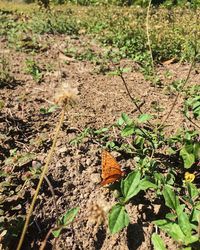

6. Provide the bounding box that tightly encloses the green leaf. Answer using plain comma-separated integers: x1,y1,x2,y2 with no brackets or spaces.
121,67,131,73
162,186,180,211
176,207,192,237
180,145,195,169
151,233,166,250
193,142,200,159
62,207,79,225
117,116,125,126
48,105,58,113
121,113,133,126
137,114,153,123
165,213,177,220
108,204,130,234
121,125,135,137
139,179,157,190
52,207,79,238
191,208,200,223
94,127,109,134
18,153,36,167
52,228,62,238
153,220,185,243
121,171,141,202
187,182,199,200
166,147,177,155
40,108,48,114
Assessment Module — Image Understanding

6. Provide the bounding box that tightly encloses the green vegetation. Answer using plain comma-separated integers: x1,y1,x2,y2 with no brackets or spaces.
0,0,200,249
0,2,199,72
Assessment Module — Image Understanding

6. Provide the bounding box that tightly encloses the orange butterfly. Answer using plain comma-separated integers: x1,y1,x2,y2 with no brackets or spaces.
101,150,125,186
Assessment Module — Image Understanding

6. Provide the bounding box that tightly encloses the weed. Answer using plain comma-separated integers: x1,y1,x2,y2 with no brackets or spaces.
0,56,14,87
25,58,43,83
40,105,59,114
71,109,200,248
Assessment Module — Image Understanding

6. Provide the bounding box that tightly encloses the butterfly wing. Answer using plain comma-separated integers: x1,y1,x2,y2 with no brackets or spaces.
101,174,122,186
101,150,124,186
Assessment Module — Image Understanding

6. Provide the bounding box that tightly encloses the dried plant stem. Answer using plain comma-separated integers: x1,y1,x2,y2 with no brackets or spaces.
119,72,154,130
185,114,200,130
44,175,59,222
119,73,143,115
39,227,55,250
146,0,155,77
17,109,65,250
158,59,195,129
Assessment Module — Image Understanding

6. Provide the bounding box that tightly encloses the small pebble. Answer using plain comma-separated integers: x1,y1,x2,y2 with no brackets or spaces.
58,146,67,154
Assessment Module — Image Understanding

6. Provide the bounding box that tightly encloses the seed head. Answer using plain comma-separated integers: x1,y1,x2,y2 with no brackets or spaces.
54,82,78,108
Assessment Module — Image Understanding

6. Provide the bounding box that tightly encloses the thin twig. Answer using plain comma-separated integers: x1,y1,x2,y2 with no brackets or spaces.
146,0,155,77
17,109,65,250
39,227,54,250
44,175,59,223
184,114,200,130
119,71,154,130
119,72,143,115
158,59,195,129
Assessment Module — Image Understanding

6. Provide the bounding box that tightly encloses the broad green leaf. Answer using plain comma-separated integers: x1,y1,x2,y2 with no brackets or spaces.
180,145,195,169
184,235,199,246
154,220,185,243
117,116,124,126
109,204,130,234
139,179,157,190
191,208,200,223
137,114,153,123
121,171,141,202
153,219,168,226
162,186,180,211
121,113,133,126
151,233,166,250
187,182,199,200
176,208,192,237
155,217,198,245
62,207,79,225
121,125,135,137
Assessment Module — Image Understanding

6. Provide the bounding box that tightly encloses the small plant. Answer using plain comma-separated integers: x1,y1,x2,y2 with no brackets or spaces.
0,56,13,87
40,207,79,250
40,105,58,114
71,111,200,248
25,58,43,83
153,184,200,249
52,207,79,238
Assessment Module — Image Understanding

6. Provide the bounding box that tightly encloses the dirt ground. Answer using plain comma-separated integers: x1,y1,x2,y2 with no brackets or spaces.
0,33,200,250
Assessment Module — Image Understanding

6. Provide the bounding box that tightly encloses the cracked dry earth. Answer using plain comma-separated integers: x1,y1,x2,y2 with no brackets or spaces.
0,34,200,250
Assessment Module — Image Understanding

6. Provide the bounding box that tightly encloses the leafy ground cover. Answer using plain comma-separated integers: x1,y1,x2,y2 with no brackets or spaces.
0,1,200,250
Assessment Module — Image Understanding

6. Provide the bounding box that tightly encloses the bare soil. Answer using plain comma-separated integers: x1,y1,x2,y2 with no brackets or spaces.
0,33,200,250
